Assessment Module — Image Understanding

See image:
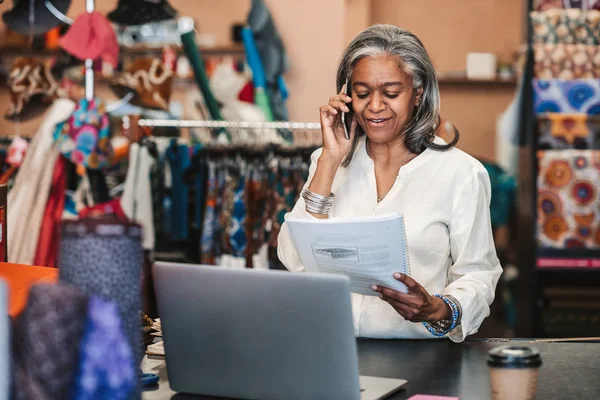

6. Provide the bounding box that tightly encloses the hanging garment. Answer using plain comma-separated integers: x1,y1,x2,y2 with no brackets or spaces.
534,79,600,115
120,143,155,249
166,142,190,242
59,11,119,68
537,150,600,248
12,283,89,400
33,156,67,268
53,97,113,170
534,44,600,79
537,113,600,149
531,9,600,46
7,99,75,265
71,296,136,400
58,217,144,397
200,161,218,264
246,0,290,121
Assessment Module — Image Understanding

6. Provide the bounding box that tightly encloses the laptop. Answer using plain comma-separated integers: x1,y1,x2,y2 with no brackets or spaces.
153,262,407,400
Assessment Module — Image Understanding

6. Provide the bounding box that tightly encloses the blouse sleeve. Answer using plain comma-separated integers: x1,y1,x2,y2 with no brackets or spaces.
277,148,323,272
444,165,503,343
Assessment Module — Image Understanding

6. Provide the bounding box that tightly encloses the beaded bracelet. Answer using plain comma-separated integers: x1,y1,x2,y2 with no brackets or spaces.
422,294,460,337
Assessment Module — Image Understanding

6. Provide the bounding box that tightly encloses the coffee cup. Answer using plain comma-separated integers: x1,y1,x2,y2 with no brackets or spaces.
487,345,542,400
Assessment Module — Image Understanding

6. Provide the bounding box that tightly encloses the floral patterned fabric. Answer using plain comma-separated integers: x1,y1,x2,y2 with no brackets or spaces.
531,9,600,45
534,43,600,79
533,79,600,115
534,0,600,11
537,113,600,149
537,150,600,248
53,98,113,170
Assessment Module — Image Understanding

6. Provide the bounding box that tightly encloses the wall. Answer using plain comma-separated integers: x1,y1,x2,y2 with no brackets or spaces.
371,0,525,160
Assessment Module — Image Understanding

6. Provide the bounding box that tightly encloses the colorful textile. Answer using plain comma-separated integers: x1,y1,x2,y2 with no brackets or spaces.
534,44,600,79
534,0,600,10
537,150,600,248
53,98,113,170
537,113,600,149
531,9,600,45
533,79,600,115
230,171,248,257
72,296,136,400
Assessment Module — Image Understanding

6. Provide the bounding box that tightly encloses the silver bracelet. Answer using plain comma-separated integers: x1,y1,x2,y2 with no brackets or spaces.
302,189,334,215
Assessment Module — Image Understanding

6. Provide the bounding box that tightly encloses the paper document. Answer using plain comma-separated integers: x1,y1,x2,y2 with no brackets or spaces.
286,213,411,296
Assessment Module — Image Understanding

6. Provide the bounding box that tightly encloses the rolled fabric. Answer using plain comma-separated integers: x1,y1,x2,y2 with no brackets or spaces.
537,113,600,149
533,79,600,115
531,9,600,45
537,149,600,249
534,43,600,79
58,218,143,396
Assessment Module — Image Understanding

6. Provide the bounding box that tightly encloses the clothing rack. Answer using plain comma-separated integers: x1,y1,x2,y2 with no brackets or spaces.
137,119,322,131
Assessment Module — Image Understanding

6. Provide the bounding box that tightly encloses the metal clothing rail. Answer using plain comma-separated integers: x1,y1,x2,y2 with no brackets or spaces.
137,119,322,131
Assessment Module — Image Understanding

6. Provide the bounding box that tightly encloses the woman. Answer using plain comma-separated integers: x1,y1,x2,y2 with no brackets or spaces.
277,24,502,343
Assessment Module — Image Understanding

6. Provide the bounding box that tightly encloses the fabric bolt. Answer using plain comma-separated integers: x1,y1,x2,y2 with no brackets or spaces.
200,162,218,264
8,99,75,265
537,113,600,149
58,217,144,396
534,43,600,79
33,155,67,268
53,98,113,170
277,136,502,343
537,150,600,248
534,0,600,10
531,9,600,45
533,79,600,115
71,296,136,400
59,11,119,68
12,283,88,400
120,143,155,250
166,142,190,242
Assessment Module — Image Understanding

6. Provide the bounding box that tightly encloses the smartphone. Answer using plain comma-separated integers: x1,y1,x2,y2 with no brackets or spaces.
341,78,352,140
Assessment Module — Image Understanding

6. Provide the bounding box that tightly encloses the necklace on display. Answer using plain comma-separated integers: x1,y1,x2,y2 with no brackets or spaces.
366,137,415,203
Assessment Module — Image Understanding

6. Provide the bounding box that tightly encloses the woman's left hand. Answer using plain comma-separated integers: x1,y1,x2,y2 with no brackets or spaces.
371,273,451,323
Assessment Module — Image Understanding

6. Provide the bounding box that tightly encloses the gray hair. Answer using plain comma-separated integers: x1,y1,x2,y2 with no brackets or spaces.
337,24,458,167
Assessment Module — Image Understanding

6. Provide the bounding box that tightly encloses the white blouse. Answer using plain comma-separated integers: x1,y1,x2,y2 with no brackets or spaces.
277,135,502,342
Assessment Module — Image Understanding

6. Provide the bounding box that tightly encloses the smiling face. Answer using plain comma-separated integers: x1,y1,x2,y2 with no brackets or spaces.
350,54,423,144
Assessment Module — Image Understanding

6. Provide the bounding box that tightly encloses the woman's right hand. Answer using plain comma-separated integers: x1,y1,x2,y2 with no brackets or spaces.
319,83,356,164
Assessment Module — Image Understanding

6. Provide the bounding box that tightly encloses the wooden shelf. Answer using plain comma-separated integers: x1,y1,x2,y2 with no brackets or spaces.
0,44,245,58
437,72,517,86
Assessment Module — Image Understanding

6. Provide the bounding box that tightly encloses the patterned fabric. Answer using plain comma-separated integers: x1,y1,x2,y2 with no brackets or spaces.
219,172,237,256
534,0,600,10
230,170,248,257
53,98,113,170
58,217,144,398
534,44,600,79
531,9,600,45
72,296,136,400
537,113,600,149
200,162,218,264
12,283,88,400
533,79,600,114
537,150,600,248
